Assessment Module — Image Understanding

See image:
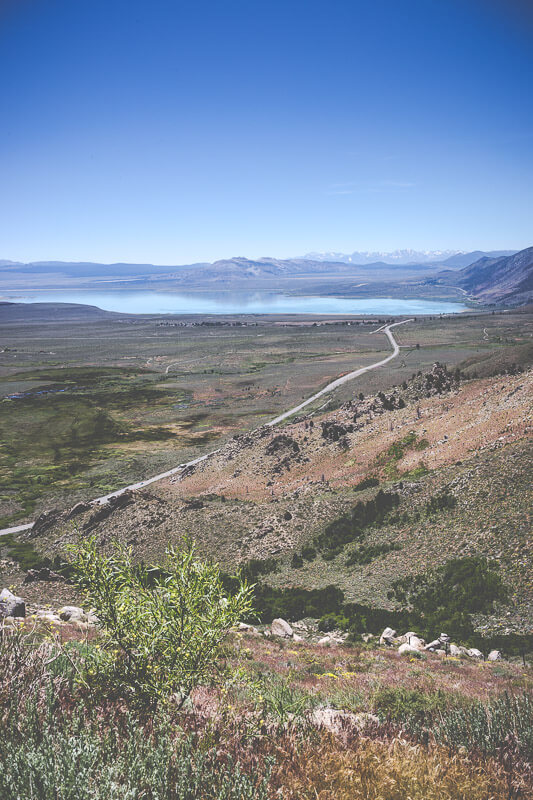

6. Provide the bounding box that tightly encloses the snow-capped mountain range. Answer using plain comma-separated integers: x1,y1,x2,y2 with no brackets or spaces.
302,249,465,265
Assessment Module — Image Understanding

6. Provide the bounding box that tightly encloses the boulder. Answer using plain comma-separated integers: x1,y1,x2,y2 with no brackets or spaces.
271,618,293,638
361,633,374,643
449,644,464,657
468,648,484,659
0,588,25,618
398,642,421,655
237,622,259,635
379,627,397,645
58,606,87,623
309,708,379,738
400,633,425,650
317,636,333,646
425,633,451,652
488,649,502,661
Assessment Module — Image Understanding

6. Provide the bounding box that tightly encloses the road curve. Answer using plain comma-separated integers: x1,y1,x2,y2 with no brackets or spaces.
0,318,412,536
266,319,412,425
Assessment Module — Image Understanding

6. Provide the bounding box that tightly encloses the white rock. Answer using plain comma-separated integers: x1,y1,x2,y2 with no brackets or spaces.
379,627,397,645
361,633,374,643
37,612,62,624
449,644,464,657
0,588,25,618
271,618,293,638
488,649,502,661
310,708,379,736
404,634,425,650
398,642,421,655
468,648,484,659
293,634,304,642
317,636,333,646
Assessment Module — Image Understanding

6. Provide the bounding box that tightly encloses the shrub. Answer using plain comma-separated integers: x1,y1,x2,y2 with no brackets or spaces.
0,699,270,800
69,538,253,708
428,692,533,760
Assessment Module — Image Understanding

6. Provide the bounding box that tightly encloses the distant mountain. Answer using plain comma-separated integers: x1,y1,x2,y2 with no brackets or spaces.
302,249,517,266
439,246,533,305
439,250,517,268
0,255,429,290
302,249,462,265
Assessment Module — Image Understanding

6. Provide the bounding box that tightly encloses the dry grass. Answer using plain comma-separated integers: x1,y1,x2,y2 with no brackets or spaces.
278,736,524,800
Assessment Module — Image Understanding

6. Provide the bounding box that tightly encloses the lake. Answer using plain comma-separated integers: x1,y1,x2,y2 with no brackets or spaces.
1,290,469,316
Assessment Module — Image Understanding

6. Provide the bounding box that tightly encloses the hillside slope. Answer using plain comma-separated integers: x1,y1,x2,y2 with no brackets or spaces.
439,246,533,305
6,362,532,634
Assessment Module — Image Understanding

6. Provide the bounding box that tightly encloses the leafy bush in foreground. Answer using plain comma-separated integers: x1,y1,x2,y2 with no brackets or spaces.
70,539,253,708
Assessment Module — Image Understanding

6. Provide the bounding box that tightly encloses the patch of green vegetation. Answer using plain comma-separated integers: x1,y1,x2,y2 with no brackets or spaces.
345,541,402,567
425,489,457,516
376,432,429,478
312,490,401,557
372,687,456,724
353,476,380,492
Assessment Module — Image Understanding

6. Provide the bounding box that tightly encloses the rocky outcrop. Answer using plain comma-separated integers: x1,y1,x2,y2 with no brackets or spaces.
24,567,62,583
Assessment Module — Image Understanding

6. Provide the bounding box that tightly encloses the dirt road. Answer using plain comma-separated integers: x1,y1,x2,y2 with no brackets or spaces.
0,319,412,536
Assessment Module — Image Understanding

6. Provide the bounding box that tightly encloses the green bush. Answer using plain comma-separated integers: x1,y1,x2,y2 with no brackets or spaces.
373,687,453,724
69,539,253,708
345,541,401,567
418,692,533,760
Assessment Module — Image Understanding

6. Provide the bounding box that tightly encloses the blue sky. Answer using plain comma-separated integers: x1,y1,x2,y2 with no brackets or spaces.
1,0,532,264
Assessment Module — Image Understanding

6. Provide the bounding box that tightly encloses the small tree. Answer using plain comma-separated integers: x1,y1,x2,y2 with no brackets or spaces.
69,538,253,708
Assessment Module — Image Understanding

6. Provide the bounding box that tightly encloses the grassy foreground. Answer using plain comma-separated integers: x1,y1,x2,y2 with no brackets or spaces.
2,617,532,799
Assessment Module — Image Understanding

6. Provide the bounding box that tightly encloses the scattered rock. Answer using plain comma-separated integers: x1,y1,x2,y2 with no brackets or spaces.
488,649,502,661
30,509,62,537
58,606,87,623
468,648,484,659
25,567,62,583
0,588,25,618
271,618,293,638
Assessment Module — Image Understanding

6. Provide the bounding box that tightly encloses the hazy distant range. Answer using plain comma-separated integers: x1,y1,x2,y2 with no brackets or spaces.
0,250,515,295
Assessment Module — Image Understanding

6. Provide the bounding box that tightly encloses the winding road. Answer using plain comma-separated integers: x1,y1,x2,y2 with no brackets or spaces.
0,319,412,537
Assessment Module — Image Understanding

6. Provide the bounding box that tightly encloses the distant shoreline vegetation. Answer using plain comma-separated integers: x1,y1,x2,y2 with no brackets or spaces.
0,290,470,316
